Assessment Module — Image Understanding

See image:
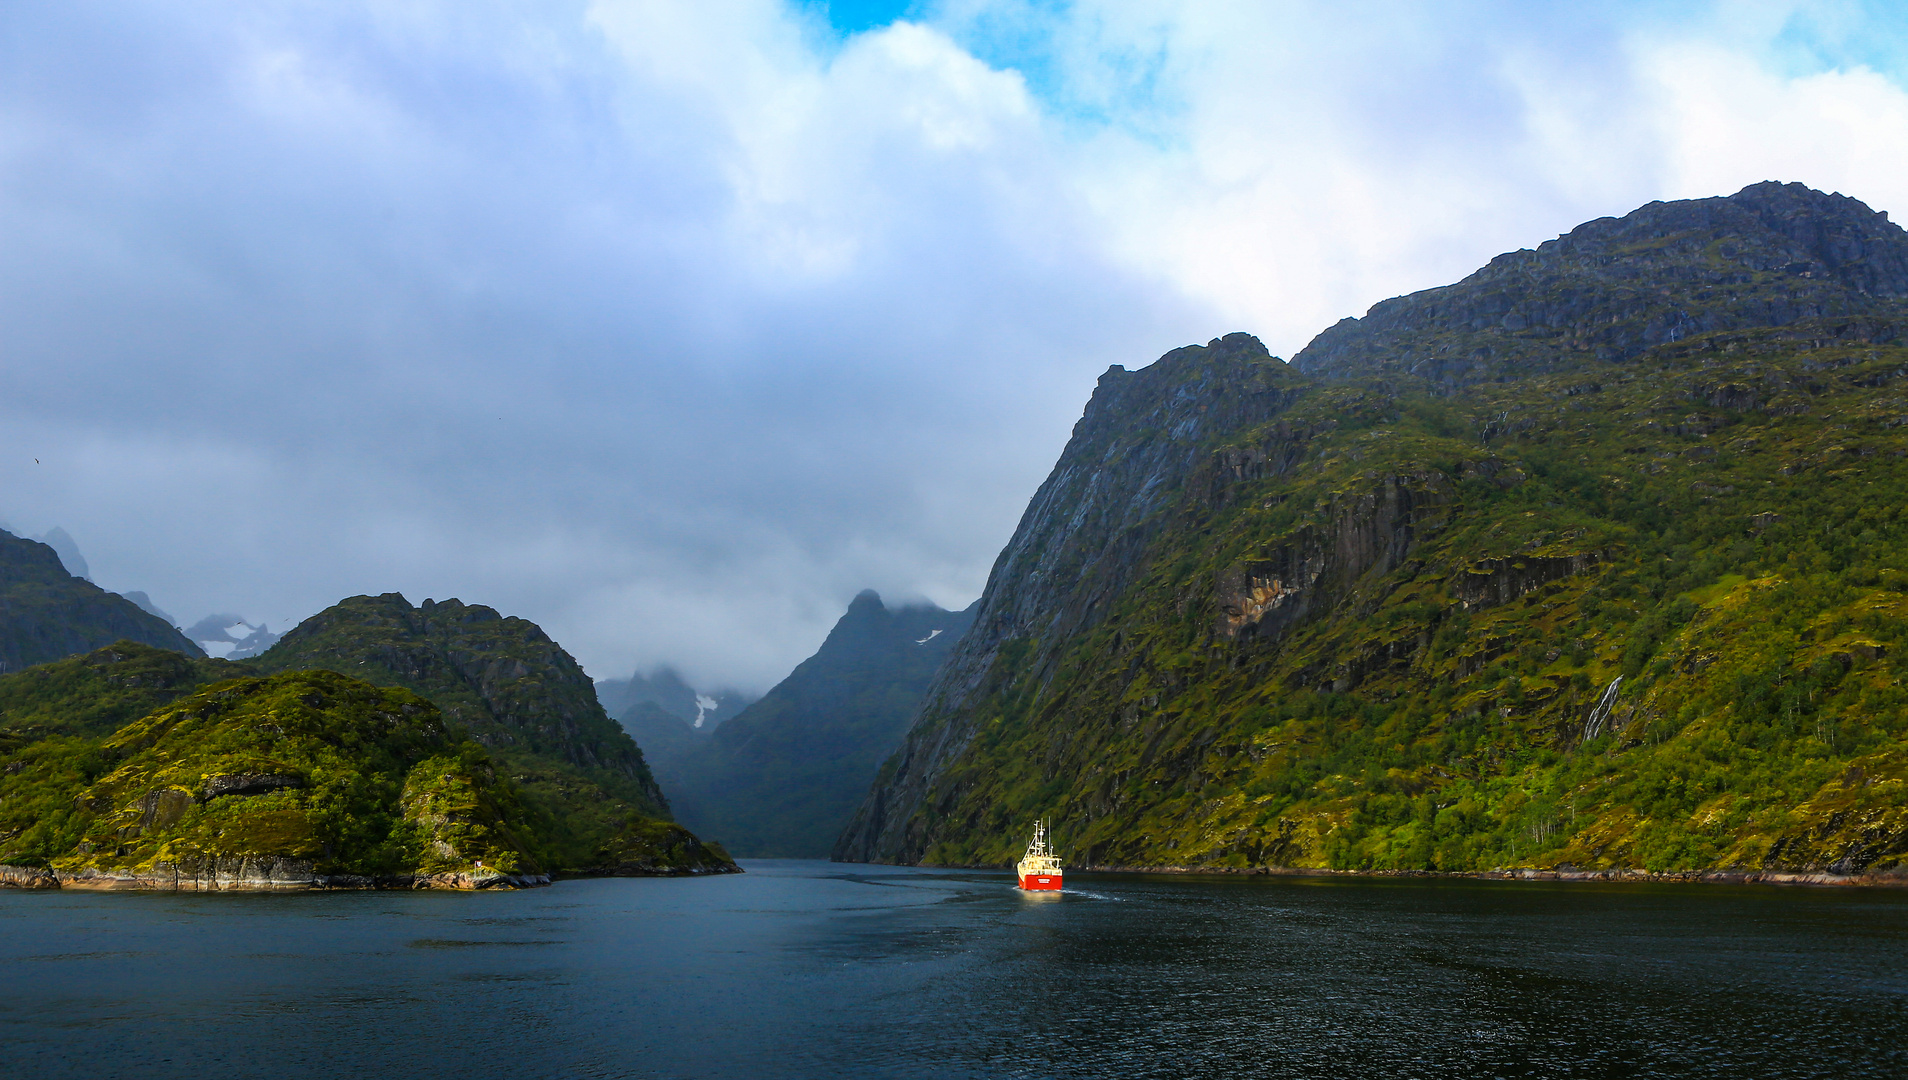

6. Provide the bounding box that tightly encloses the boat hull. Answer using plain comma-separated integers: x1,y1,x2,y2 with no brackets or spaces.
1018,872,1062,891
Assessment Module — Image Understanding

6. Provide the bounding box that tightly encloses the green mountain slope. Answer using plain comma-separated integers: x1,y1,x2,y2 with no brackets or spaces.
0,641,247,749
249,593,732,874
660,592,973,857
837,182,1908,881
0,669,546,888
0,529,202,671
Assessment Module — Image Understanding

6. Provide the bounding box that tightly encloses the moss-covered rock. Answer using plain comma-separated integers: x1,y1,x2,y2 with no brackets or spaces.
1,670,545,889
0,640,248,751
250,594,679,868
581,817,738,876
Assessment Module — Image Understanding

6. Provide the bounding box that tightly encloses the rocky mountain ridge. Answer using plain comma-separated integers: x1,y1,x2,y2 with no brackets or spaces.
1295,181,1908,387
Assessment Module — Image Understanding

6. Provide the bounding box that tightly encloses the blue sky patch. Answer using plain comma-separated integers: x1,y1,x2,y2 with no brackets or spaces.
808,0,919,36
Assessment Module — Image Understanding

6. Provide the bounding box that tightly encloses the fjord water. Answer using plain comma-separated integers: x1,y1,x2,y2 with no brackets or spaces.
2,863,1903,1079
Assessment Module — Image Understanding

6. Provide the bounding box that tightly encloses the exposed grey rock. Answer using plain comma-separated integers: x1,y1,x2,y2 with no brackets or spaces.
1293,182,1908,389
201,773,304,800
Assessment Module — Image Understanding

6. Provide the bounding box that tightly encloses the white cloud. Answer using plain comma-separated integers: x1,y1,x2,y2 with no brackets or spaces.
1648,45,1908,212
2,0,1905,691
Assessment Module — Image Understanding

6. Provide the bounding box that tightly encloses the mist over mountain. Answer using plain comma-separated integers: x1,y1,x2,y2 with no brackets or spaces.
33,528,88,582
656,591,975,858
118,591,175,625
184,615,282,660
840,183,1908,881
596,668,754,734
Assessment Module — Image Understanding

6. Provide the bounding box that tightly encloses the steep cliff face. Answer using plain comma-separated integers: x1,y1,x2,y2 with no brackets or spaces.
836,334,1301,861
663,591,974,857
839,183,1908,880
0,530,202,671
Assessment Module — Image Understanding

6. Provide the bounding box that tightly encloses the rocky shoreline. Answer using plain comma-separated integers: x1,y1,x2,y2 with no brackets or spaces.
1061,863,1908,889
0,858,747,892
0,860,553,891
881,860,1908,889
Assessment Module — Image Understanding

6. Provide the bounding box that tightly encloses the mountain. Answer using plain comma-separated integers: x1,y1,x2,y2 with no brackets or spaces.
1296,182,1908,387
838,182,1908,882
247,593,733,874
0,529,203,672
0,637,735,885
620,700,702,766
659,591,975,857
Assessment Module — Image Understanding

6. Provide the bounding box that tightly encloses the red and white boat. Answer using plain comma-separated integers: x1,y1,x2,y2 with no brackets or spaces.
1016,819,1062,891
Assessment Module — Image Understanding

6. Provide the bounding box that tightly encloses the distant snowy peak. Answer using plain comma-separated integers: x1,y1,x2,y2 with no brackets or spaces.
186,613,282,659
597,666,757,733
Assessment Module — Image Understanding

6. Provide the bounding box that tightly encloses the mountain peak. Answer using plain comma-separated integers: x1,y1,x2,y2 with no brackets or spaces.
1293,180,1908,386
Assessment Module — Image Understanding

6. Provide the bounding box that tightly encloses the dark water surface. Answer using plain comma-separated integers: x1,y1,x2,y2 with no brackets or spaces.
2,861,1904,1079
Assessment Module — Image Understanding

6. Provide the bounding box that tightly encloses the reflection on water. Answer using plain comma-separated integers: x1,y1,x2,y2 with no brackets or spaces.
2,861,1904,1078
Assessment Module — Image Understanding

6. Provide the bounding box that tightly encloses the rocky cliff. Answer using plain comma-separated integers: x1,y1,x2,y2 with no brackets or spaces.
0,529,201,671
838,183,1908,881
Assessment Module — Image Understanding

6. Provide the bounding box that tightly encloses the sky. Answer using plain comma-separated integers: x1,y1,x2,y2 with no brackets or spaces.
4,1,1908,691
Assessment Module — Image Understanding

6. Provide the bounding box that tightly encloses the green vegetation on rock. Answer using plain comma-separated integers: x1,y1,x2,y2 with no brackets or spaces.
0,598,738,885
0,669,538,884
838,182,1908,881
248,593,727,872
0,641,247,751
